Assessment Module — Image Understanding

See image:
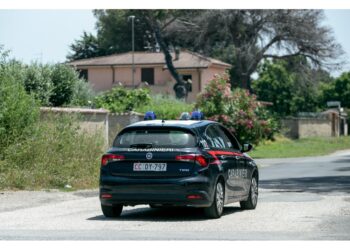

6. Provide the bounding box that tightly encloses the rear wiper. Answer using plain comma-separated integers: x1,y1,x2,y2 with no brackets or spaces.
129,143,153,149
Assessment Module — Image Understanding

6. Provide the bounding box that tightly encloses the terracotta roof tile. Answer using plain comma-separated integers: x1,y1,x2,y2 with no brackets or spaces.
68,50,231,69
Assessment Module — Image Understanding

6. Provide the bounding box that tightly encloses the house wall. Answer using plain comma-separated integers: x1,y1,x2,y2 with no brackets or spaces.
88,67,113,92
82,64,228,102
201,66,229,89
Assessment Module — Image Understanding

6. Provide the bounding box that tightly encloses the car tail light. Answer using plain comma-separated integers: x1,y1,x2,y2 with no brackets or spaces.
101,194,112,199
187,194,203,199
175,154,208,167
101,154,125,166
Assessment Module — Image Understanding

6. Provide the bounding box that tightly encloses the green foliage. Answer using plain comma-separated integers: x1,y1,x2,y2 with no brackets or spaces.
322,72,350,108
70,78,95,106
24,63,53,106
0,51,39,154
94,86,151,113
68,10,150,60
196,74,278,145
253,60,326,117
136,94,194,119
67,31,104,61
49,64,80,106
0,114,104,189
0,47,94,107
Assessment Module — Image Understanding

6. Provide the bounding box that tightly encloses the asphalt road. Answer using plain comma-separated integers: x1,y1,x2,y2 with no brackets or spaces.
0,150,350,240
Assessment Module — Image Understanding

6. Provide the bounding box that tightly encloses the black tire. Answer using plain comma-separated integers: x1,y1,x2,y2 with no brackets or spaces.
204,181,225,219
240,176,258,209
101,204,123,218
149,204,162,209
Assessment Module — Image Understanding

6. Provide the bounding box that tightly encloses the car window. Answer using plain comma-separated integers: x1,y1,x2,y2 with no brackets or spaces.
203,125,227,149
213,125,233,149
218,125,241,151
114,129,196,148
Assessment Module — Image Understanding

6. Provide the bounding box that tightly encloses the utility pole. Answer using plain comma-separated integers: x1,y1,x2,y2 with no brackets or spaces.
128,15,135,88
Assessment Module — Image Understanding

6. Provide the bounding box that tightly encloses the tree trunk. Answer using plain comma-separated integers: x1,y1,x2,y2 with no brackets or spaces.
153,25,184,86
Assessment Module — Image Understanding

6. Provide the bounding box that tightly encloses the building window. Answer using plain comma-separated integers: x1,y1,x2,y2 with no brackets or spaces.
141,68,154,85
78,69,88,81
182,74,192,92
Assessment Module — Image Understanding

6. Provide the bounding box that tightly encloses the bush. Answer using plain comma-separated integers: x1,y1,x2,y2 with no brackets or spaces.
70,78,95,106
1,47,94,107
49,64,81,106
24,63,53,106
0,114,104,190
94,86,151,112
196,74,278,145
135,94,194,119
0,65,39,155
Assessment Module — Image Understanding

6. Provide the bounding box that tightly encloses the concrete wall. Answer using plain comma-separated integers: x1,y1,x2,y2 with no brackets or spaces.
108,112,144,145
40,108,143,149
282,117,333,139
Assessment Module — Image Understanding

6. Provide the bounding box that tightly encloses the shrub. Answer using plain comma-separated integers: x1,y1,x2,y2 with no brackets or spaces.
94,86,151,112
0,114,104,190
196,74,278,145
135,94,194,119
24,63,53,106
70,78,95,106
49,64,81,106
1,47,93,107
0,67,39,155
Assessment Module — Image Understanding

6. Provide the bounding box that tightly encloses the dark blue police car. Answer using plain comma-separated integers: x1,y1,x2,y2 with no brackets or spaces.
99,117,258,219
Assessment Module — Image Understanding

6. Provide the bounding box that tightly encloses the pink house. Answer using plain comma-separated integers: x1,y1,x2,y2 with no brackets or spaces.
68,50,231,102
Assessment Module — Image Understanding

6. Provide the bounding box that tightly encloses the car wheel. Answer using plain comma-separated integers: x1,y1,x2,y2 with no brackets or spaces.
240,176,258,209
204,180,224,219
149,204,162,209
101,204,123,218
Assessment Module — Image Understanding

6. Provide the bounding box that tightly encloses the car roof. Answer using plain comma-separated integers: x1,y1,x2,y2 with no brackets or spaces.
125,119,216,130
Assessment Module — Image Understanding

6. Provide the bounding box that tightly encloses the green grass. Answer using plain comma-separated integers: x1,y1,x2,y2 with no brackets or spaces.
250,135,350,159
135,94,194,120
0,114,104,190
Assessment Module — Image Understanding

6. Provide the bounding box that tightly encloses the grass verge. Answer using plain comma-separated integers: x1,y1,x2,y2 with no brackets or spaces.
250,135,350,159
0,114,104,190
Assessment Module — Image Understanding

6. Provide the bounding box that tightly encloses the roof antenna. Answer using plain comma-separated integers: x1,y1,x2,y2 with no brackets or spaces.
161,118,165,124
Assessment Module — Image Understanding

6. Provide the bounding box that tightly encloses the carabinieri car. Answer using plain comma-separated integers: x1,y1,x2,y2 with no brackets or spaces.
99,119,258,219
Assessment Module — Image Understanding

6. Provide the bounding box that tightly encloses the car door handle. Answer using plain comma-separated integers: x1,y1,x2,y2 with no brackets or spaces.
219,155,227,160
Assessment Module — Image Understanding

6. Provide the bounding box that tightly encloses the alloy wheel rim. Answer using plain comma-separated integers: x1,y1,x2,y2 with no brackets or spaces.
251,178,258,206
216,182,224,214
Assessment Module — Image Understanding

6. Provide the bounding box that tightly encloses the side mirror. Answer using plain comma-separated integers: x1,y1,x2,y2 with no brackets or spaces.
242,143,253,153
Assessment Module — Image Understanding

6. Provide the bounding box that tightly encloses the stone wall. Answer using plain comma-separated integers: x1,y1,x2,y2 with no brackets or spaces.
40,107,144,148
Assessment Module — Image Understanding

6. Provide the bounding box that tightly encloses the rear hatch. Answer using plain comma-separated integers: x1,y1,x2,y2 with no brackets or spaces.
107,127,199,178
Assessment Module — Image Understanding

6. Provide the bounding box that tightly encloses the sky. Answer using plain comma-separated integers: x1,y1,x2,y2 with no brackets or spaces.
1,9,350,75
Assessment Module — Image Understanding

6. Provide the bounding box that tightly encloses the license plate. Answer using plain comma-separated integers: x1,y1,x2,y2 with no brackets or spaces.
133,163,167,172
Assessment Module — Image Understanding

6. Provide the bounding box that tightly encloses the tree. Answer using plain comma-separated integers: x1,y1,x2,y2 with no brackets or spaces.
68,10,159,61
67,32,105,61
322,72,350,108
253,59,330,116
139,10,188,96
165,10,343,90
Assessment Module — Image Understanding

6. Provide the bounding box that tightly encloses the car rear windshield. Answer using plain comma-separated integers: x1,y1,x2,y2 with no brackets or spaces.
113,129,197,148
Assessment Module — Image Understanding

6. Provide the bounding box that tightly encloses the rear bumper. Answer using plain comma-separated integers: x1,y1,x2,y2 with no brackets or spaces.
99,175,213,207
